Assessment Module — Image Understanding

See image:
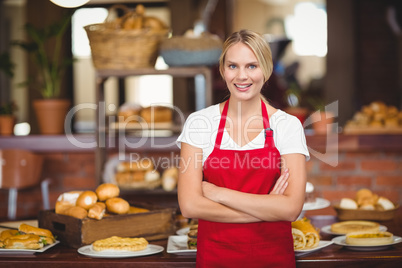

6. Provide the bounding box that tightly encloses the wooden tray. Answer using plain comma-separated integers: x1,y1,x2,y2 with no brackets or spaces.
334,205,400,221
38,204,176,248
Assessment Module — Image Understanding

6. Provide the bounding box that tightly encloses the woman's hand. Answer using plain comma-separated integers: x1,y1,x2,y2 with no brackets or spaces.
202,168,289,203
270,168,289,195
202,181,220,203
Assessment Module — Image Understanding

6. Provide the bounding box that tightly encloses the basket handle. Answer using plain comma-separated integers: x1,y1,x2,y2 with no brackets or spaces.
104,4,132,23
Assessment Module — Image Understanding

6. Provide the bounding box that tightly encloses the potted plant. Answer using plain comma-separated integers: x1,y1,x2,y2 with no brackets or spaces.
0,52,17,135
284,82,309,125
307,96,334,135
14,14,73,134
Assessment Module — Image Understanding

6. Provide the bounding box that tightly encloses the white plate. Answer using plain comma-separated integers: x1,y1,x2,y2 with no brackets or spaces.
294,240,333,257
302,198,331,211
176,227,190,236
77,244,164,258
332,235,402,251
321,224,388,235
167,235,196,254
0,240,59,254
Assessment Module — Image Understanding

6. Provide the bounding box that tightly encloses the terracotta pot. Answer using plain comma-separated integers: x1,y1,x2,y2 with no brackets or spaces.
284,107,309,125
0,115,16,135
33,99,70,135
311,111,334,134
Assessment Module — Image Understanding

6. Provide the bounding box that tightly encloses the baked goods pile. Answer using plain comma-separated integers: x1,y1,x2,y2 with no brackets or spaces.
117,103,173,125
291,217,320,250
187,224,198,250
92,236,148,252
0,224,55,250
105,4,168,32
114,157,179,191
344,101,402,133
55,183,149,220
339,188,395,211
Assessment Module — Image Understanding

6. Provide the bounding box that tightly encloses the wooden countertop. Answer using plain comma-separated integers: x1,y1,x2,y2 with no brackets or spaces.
1,208,401,268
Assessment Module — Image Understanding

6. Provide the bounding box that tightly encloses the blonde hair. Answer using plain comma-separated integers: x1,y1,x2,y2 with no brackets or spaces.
219,29,273,83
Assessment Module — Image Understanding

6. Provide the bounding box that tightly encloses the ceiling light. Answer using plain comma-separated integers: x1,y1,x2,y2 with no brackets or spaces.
50,0,90,8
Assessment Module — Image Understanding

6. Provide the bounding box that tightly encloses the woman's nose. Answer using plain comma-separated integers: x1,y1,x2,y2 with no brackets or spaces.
237,68,248,79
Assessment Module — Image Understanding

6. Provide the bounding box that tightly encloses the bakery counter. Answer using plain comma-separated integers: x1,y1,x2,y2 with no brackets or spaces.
1,208,402,268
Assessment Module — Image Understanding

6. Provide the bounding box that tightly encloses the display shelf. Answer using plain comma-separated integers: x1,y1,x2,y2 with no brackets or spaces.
94,66,213,184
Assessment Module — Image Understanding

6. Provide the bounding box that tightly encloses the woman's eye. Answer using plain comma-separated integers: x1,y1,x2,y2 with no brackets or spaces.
248,64,256,69
228,64,236,69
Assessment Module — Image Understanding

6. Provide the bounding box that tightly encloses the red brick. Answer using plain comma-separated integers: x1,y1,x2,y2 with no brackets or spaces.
307,175,332,186
344,152,382,159
321,190,357,202
337,176,373,187
361,160,397,171
319,161,356,171
376,175,402,186
62,176,97,190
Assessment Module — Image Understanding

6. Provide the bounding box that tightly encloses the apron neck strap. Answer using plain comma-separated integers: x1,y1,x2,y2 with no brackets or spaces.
215,98,273,148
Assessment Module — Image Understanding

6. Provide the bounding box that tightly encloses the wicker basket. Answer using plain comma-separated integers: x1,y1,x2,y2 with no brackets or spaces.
84,4,169,70
334,204,400,221
85,24,168,70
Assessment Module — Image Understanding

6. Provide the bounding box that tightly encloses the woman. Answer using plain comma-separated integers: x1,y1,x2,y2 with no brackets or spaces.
177,29,309,267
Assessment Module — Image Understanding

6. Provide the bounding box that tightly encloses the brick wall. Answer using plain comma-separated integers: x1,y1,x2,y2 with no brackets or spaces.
306,151,402,216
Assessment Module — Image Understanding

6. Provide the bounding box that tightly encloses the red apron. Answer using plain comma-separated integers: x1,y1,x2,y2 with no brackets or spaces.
198,99,295,268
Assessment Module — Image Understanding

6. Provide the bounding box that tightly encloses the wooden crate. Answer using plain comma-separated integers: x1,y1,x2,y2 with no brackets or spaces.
38,205,176,248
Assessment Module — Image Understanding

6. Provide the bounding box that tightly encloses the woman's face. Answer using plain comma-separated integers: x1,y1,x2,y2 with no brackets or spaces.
223,42,264,102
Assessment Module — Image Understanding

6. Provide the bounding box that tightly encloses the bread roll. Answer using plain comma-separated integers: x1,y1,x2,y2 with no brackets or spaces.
140,106,172,123
106,197,130,214
96,183,120,201
117,158,154,173
144,170,160,182
376,197,395,210
76,191,98,210
64,206,88,219
162,167,179,191
339,198,358,209
55,191,83,214
88,202,106,220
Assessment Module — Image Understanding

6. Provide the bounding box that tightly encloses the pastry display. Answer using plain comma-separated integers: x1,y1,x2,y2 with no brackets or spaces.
330,220,380,234
92,236,148,251
344,101,402,134
338,188,395,211
105,4,168,32
54,183,149,220
116,103,173,128
345,231,393,246
0,224,55,249
291,217,320,250
114,158,162,189
162,166,179,191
